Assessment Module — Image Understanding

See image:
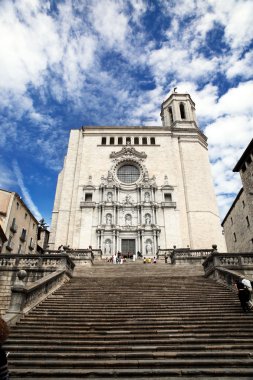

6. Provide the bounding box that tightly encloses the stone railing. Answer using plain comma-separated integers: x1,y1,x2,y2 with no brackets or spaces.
4,269,71,325
45,248,97,266
171,248,214,265
157,249,173,263
203,266,245,293
0,253,74,276
0,253,75,317
157,247,214,265
203,252,253,278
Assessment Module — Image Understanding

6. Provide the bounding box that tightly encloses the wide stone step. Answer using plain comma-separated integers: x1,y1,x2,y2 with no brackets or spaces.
8,350,253,360
7,272,253,378
9,357,253,369
6,337,253,347
9,331,253,340
5,343,253,352
9,367,253,379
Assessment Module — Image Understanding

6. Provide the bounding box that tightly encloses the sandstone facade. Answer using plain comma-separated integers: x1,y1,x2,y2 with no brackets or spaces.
49,93,226,256
0,189,39,254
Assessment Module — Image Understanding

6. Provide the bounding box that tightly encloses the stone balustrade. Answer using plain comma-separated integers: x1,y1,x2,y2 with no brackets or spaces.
0,253,75,318
171,248,214,265
204,266,244,293
45,248,97,266
0,253,74,273
203,252,253,278
4,269,71,325
157,248,214,265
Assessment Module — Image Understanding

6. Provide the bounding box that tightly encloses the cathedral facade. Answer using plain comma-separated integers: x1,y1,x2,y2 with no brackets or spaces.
49,92,227,256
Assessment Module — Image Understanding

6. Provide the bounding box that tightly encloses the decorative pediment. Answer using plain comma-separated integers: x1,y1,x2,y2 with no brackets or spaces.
110,147,147,160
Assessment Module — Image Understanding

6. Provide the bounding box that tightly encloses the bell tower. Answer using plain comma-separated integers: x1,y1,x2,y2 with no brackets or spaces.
160,90,198,129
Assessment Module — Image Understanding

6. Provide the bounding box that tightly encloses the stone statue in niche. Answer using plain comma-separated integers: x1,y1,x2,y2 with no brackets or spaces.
124,194,133,205
145,214,151,225
104,240,111,255
106,214,112,225
144,192,150,202
146,241,152,255
125,214,132,226
164,175,169,185
107,192,113,202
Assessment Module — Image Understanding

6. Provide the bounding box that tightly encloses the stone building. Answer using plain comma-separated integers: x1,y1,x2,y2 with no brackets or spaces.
0,189,39,254
222,139,253,252
0,223,7,253
49,92,226,256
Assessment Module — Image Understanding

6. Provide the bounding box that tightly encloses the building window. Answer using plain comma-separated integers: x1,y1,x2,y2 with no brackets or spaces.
242,200,245,208
142,137,147,145
16,202,19,210
231,217,233,225
85,193,92,201
126,137,131,145
101,137,106,145
180,103,186,119
242,164,246,172
168,107,174,123
233,232,237,242
246,216,250,227
134,137,139,145
150,137,155,145
18,244,22,254
118,137,123,145
164,193,172,202
246,156,252,165
25,213,27,219
110,137,114,145
33,223,35,229
10,218,17,233
20,228,27,242
117,164,140,184
6,235,13,250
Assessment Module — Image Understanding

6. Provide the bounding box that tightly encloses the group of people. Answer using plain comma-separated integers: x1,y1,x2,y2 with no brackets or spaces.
143,257,157,264
235,277,253,313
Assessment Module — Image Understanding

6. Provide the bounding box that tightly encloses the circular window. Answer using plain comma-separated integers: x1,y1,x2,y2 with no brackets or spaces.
117,164,140,184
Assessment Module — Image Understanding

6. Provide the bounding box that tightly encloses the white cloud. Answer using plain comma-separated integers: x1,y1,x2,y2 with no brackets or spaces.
90,0,128,48
217,81,253,117
12,160,42,221
226,51,253,80
0,158,15,189
223,0,253,49
148,46,218,85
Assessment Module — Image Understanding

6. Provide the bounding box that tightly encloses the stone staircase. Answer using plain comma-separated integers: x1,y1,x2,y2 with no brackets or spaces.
4,260,253,379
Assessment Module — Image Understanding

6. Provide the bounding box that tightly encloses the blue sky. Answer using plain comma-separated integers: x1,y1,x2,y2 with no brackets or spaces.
0,0,252,225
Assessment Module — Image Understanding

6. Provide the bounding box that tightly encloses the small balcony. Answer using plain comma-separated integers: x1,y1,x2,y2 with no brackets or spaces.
80,201,96,208
6,241,14,251
161,201,177,209
10,221,18,233
20,233,26,242
29,241,35,250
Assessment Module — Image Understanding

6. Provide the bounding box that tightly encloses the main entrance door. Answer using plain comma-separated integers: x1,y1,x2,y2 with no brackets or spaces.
121,239,135,258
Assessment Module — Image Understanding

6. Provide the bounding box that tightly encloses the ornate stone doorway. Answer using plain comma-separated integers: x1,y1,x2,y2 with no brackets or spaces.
121,239,135,257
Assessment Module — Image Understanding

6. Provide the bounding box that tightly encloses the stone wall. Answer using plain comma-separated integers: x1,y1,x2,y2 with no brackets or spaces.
222,189,253,252
0,253,75,317
0,269,15,316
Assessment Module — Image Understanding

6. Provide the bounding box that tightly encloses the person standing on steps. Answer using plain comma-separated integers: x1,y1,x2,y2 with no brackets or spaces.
236,278,251,313
242,278,253,309
0,317,10,380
